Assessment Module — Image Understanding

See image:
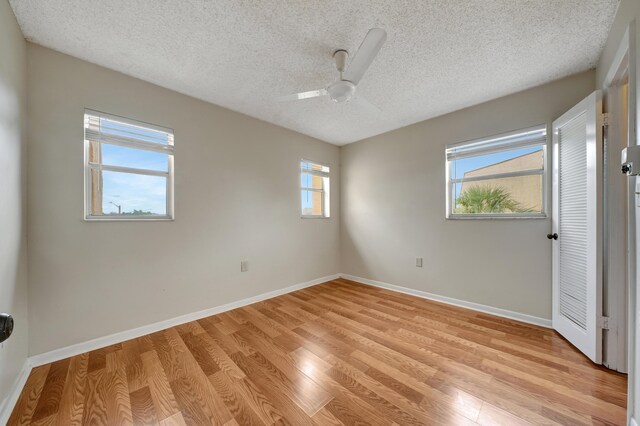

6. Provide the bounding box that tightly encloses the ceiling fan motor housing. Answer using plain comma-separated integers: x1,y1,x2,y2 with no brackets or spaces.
328,80,355,103
333,49,348,73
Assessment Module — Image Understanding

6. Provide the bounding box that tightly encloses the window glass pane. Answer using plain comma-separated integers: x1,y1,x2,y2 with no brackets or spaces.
100,143,168,172
452,174,543,214
301,172,323,189
451,146,543,180
301,190,323,216
91,170,167,216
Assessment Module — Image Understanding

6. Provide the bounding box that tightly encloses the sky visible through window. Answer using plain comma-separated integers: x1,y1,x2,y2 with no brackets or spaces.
451,146,541,201
301,173,314,210
102,144,168,172
98,118,170,215
102,171,167,215
301,192,313,210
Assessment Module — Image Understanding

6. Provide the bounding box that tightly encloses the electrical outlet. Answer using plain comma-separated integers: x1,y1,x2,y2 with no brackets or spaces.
241,260,249,272
416,257,423,268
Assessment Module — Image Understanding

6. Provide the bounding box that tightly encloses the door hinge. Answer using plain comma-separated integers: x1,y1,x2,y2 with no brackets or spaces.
602,112,610,127
598,316,611,330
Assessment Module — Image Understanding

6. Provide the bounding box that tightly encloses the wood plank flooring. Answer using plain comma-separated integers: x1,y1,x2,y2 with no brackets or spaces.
9,278,627,425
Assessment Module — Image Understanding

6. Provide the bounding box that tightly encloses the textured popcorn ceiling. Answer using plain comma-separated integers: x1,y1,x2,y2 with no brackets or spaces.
10,0,618,145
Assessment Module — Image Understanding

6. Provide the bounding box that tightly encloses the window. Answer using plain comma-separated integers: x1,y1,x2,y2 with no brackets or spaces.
84,110,174,220
446,125,547,218
300,160,330,218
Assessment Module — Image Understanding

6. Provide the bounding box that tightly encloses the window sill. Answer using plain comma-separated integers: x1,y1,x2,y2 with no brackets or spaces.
446,213,547,220
84,216,175,222
301,215,330,219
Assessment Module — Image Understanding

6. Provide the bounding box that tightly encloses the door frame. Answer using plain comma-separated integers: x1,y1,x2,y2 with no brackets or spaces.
602,20,637,426
602,25,632,374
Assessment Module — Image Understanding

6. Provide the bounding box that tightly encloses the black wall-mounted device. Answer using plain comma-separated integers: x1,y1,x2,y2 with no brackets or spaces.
0,313,14,343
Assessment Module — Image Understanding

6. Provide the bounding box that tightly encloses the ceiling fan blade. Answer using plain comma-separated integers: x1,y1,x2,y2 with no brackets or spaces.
343,28,387,85
277,89,327,102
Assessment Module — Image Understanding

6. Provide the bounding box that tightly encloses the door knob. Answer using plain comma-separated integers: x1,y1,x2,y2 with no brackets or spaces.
0,314,13,343
547,233,558,240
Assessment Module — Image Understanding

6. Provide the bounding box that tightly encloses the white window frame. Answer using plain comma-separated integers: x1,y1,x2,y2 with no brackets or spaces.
300,159,330,219
84,109,175,221
445,125,548,219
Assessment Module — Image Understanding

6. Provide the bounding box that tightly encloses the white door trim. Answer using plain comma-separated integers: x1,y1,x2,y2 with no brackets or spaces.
622,19,639,426
602,26,632,374
603,19,638,426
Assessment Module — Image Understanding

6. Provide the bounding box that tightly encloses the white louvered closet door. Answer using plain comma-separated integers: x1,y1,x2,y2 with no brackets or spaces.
551,90,603,364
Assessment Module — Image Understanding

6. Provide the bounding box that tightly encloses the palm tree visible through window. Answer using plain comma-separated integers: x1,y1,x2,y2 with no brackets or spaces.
454,185,533,214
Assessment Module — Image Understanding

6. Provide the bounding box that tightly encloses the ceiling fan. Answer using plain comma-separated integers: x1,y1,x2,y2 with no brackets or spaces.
278,28,387,104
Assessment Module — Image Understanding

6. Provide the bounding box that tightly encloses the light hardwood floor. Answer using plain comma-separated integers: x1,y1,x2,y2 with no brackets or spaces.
9,279,627,425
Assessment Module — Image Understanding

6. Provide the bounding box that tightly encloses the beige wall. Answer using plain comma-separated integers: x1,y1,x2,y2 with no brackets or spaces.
340,70,595,320
596,0,640,422
0,0,28,410
26,44,340,355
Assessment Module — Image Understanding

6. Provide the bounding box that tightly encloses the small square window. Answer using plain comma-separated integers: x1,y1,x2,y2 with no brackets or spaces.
84,110,174,220
446,126,547,219
300,160,330,218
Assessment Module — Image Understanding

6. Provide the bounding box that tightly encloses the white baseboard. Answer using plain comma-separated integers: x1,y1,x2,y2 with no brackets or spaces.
28,273,340,368
339,274,552,328
0,359,32,425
